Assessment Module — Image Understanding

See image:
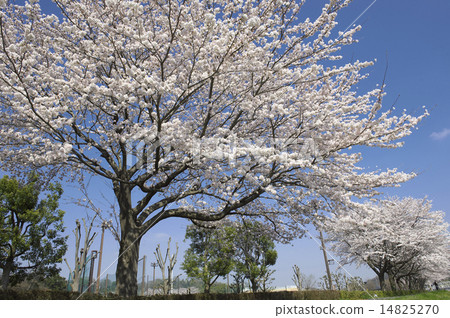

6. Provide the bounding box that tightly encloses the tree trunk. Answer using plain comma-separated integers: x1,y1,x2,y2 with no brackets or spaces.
388,274,397,291
115,229,141,297
71,271,80,292
1,260,13,290
114,181,143,298
250,278,258,293
377,273,386,291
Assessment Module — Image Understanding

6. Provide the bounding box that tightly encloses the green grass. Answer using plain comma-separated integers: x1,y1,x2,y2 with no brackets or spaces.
340,290,421,300
388,290,450,300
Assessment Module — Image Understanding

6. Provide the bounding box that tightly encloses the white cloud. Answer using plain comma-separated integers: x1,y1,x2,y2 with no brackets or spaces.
430,128,450,140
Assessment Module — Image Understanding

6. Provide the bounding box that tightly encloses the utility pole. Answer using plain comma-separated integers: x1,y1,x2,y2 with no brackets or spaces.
95,221,108,294
319,230,333,290
141,255,146,296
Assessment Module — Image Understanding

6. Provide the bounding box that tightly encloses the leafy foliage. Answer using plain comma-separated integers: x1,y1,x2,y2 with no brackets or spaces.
181,224,235,293
0,174,68,289
182,220,278,293
42,273,68,291
231,221,278,292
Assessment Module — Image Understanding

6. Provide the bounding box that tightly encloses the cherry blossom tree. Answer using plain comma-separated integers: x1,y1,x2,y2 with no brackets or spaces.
325,197,450,290
0,0,427,296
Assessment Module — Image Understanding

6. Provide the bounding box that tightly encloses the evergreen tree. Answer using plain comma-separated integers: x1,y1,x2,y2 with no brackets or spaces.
181,224,235,293
0,174,67,289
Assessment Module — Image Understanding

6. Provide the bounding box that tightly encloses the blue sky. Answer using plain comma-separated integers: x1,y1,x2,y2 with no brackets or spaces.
271,0,450,287
9,0,450,289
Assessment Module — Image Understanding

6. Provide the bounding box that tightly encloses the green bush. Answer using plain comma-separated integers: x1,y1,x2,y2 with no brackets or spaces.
0,290,74,300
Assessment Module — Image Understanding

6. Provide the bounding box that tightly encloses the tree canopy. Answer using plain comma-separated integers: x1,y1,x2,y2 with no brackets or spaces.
181,224,235,294
182,220,277,293
0,0,427,296
325,197,450,290
0,174,67,290
232,220,277,292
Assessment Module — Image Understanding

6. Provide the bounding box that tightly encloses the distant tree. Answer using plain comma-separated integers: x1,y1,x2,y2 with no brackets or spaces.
292,265,303,291
181,224,235,294
64,216,97,293
331,272,346,291
0,174,67,290
302,274,317,290
325,197,450,290
232,221,277,292
259,268,276,292
10,272,68,291
319,275,331,290
344,275,364,292
230,269,246,294
43,273,68,291
319,272,364,291
209,282,228,294
154,237,179,295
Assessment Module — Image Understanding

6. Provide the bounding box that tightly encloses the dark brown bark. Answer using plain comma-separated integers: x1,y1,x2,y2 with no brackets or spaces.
115,229,141,297
377,272,386,291
1,257,13,290
250,278,258,293
388,274,398,291
114,181,142,297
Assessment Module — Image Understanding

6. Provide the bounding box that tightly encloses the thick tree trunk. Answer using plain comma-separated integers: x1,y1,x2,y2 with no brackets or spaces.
114,182,142,298
377,273,386,291
71,272,80,292
1,259,13,290
115,229,141,297
388,274,397,291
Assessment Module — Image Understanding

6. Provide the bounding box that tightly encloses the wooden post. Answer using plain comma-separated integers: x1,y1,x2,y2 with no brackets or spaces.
88,251,98,293
151,262,157,295
80,249,86,293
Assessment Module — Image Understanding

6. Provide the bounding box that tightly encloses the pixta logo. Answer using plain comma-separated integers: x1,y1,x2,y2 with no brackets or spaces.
126,134,320,171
